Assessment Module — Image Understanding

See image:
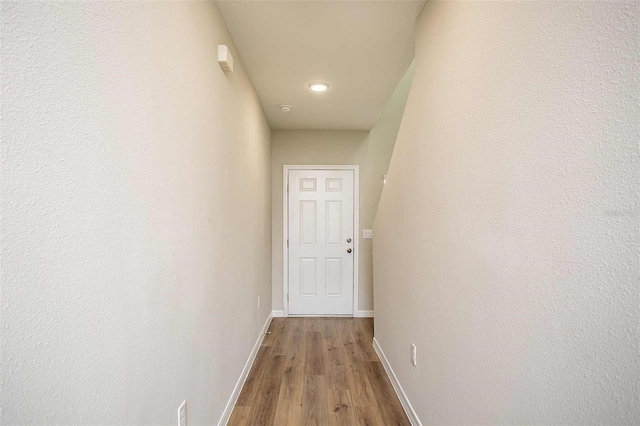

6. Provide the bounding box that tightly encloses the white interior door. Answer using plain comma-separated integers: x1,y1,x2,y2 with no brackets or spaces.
288,169,355,315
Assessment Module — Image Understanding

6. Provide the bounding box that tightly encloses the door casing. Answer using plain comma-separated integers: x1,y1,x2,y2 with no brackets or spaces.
283,165,359,317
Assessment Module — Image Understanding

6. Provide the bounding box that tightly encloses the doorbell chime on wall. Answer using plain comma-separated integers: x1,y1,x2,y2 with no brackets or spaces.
218,45,233,73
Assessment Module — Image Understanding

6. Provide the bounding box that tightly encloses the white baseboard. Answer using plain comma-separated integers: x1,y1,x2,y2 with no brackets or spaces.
372,337,422,426
218,313,273,426
272,310,371,318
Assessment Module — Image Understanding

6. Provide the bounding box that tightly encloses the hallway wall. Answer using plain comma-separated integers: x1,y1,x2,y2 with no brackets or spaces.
374,2,639,424
1,2,271,424
271,65,413,314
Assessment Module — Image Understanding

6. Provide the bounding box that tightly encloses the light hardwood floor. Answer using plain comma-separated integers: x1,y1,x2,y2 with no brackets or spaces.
228,317,410,426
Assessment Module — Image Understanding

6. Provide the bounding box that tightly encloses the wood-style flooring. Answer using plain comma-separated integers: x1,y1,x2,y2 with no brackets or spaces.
228,317,410,426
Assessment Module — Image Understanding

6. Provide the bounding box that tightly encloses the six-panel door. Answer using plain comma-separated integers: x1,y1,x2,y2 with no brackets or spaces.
288,169,354,315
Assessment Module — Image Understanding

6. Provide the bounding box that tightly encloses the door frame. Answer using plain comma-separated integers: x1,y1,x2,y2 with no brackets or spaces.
283,165,360,317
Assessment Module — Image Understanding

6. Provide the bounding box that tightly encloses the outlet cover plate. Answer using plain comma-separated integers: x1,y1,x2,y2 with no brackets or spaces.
178,400,187,426
411,344,417,366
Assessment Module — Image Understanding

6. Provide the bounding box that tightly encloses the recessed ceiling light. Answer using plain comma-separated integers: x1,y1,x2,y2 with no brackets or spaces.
308,82,329,92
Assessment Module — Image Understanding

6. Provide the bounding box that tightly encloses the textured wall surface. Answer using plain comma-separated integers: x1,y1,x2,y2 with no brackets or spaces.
1,2,271,424
374,2,639,424
271,69,413,313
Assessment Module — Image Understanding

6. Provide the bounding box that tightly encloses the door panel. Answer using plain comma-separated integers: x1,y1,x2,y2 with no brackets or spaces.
326,201,342,245
300,258,316,296
300,201,317,245
288,169,354,315
325,258,342,296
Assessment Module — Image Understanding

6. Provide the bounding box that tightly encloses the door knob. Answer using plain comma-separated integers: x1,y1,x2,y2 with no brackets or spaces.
346,238,352,243
347,248,352,253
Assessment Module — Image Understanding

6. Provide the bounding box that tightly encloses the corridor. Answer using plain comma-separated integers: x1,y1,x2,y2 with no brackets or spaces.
229,318,409,425
2,1,638,424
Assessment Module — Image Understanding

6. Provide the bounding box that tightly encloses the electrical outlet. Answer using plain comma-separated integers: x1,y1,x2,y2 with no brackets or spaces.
258,296,261,309
178,401,186,426
411,344,417,366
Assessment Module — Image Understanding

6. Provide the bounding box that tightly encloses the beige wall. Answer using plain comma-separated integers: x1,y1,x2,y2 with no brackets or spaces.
271,65,413,314
374,2,639,424
1,2,271,424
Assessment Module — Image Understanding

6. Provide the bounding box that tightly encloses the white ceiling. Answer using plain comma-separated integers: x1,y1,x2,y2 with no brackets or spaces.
217,1,426,130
